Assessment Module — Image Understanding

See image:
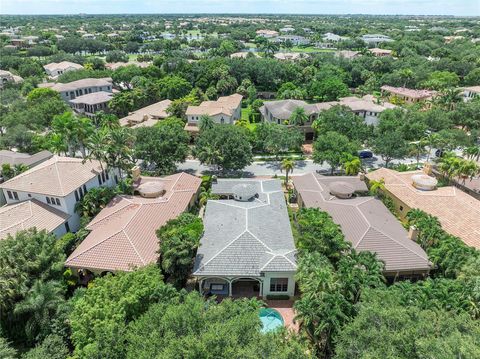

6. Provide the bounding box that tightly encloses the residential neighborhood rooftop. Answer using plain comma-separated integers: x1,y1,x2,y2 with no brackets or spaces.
0,156,104,197
43,61,83,72
39,77,112,92
69,91,113,105
65,172,201,272
0,150,53,167
381,85,436,100
293,172,432,273
366,168,480,249
186,93,243,117
119,99,172,128
193,179,297,277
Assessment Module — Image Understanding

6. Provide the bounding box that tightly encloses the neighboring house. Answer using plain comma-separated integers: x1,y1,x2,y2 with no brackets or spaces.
335,50,361,59
0,150,53,168
193,179,297,298
39,77,113,102
0,199,70,240
292,173,432,280
273,52,305,61
65,171,201,275
381,85,436,103
230,52,260,59
0,156,119,233
104,61,151,70
462,86,480,101
259,95,394,140
369,48,393,57
279,27,295,33
322,32,348,42
361,34,393,46
119,99,172,128
366,168,480,250
81,33,96,39
0,70,23,88
185,94,242,133
256,29,279,38
43,61,84,79
276,35,310,46
69,91,113,118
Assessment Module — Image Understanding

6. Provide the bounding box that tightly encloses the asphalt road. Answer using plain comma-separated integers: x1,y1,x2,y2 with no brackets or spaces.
176,153,432,177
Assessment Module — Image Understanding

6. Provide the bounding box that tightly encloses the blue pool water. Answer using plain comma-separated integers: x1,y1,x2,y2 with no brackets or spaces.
259,308,284,333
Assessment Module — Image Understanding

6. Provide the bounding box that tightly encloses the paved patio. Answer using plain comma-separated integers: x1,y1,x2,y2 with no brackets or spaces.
265,299,299,332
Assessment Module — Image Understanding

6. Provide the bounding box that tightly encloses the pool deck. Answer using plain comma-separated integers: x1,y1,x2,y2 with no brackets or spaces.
265,300,299,332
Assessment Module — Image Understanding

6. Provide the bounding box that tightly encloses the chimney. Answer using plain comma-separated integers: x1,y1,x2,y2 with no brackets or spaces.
131,166,141,182
408,226,418,242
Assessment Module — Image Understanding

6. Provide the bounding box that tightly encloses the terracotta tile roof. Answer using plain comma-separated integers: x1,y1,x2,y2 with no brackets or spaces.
381,85,436,100
65,172,201,272
0,156,103,197
0,150,52,167
69,91,112,105
40,78,112,92
0,199,70,240
293,173,431,272
186,94,242,117
119,99,172,127
366,168,480,249
43,61,83,72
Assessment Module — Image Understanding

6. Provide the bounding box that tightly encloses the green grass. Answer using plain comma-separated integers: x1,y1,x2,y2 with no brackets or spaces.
290,46,335,53
128,54,138,61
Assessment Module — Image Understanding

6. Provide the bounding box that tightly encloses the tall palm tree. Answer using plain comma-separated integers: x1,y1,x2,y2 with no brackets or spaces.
408,140,427,169
289,107,308,126
343,157,362,176
398,68,414,88
199,115,215,132
262,41,279,57
369,178,385,196
281,158,295,185
435,88,463,111
423,133,440,163
456,160,480,185
13,280,65,342
464,146,480,161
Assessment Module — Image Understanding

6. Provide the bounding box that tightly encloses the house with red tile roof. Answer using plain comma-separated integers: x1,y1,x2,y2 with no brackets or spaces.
65,172,201,274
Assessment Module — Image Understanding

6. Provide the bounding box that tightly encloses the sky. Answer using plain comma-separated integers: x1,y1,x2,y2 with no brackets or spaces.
1,0,479,16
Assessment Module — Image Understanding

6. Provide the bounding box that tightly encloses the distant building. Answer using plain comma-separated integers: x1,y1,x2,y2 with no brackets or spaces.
0,150,53,168
276,35,310,46
104,61,151,70
369,48,393,57
119,99,172,128
185,94,243,133
462,86,480,101
0,70,23,88
39,77,113,102
69,91,113,118
43,61,84,79
322,32,348,42
273,52,306,61
381,85,436,104
230,52,260,59
335,50,361,59
361,34,393,46
256,29,279,38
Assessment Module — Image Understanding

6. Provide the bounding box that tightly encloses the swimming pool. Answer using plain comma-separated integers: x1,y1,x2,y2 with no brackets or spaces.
259,308,284,333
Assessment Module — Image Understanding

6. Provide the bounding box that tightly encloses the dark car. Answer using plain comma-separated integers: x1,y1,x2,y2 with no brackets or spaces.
359,150,373,159
435,149,444,158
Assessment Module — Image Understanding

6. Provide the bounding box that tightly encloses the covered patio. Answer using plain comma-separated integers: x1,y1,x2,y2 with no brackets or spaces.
198,276,263,298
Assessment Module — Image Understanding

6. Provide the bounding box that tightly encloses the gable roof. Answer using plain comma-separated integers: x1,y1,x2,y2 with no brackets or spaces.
69,91,113,105
380,85,436,100
0,150,52,167
0,156,103,197
43,61,83,72
39,78,112,93
193,179,296,277
293,172,431,273
186,94,242,117
65,173,201,272
0,199,69,240
119,99,172,127
366,168,480,249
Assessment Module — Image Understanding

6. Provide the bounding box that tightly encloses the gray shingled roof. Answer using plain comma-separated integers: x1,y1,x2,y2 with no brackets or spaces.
292,173,431,273
193,179,296,277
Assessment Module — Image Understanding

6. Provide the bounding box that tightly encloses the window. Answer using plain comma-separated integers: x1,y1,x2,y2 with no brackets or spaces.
46,197,51,204
13,192,18,200
105,171,109,180
98,174,102,185
399,206,404,211
28,194,31,197
270,278,288,292
55,198,60,206
74,190,79,202
65,222,70,232
7,191,12,199
101,172,106,183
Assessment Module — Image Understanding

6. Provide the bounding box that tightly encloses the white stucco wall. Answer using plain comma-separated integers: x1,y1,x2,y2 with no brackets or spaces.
262,271,296,297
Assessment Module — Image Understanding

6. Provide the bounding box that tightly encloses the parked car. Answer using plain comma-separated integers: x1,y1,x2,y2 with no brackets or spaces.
359,150,373,159
435,149,444,158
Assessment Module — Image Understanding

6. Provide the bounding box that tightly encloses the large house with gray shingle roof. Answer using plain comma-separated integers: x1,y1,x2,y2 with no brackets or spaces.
293,172,432,280
193,179,297,298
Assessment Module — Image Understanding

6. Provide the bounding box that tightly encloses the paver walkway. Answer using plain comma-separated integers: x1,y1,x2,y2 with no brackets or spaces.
265,299,299,332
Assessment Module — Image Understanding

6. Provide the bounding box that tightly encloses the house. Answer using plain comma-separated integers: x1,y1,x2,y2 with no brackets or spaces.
322,32,348,42
104,61,151,70
43,61,84,79
381,85,436,104
369,48,393,57
259,95,394,140
462,86,480,101
119,99,172,128
185,94,242,133
366,168,480,249
81,33,96,39
256,29,279,38
0,150,52,168
335,50,361,59
230,52,260,59
0,70,23,88
0,156,119,233
279,27,295,33
65,171,201,275
193,179,297,298
0,199,70,240
276,35,310,46
361,34,393,46
273,52,305,61
69,91,113,118
292,173,432,280
39,77,113,102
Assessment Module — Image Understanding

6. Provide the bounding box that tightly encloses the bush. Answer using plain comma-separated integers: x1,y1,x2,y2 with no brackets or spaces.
266,294,290,300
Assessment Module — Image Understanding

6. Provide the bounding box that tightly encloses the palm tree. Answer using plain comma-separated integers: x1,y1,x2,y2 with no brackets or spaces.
423,133,440,163
262,41,279,57
408,140,427,169
435,88,463,111
281,158,295,185
13,280,65,343
369,178,385,196
464,146,480,161
199,115,215,132
398,68,414,88
456,159,479,185
343,157,362,176
289,107,308,126
85,129,109,172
